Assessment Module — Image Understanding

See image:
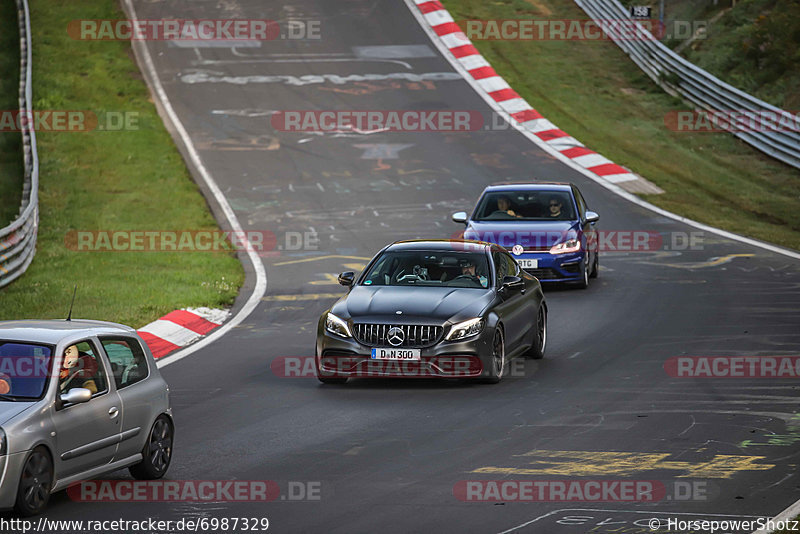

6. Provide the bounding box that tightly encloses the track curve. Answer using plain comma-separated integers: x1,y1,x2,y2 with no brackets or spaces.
37,1,800,532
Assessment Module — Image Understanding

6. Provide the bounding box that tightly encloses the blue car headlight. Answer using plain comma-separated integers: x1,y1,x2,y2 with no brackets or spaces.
446,318,485,341
550,238,581,255
325,313,353,339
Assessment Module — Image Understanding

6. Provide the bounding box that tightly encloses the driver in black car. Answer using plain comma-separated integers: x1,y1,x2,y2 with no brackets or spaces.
458,259,488,287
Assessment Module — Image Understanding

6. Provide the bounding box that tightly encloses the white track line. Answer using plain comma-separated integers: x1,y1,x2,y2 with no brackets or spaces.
404,0,800,261
121,0,267,368
753,499,800,534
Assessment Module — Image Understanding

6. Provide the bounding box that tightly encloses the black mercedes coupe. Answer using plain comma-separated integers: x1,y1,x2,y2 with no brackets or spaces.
315,240,547,384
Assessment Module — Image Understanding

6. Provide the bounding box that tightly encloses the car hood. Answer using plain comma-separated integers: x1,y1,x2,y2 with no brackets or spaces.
334,286,494,324
0,401,35,425
465,220,579,249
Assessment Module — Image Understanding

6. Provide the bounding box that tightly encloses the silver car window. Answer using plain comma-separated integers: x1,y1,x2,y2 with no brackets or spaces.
100,337,149,389
59,340,108,396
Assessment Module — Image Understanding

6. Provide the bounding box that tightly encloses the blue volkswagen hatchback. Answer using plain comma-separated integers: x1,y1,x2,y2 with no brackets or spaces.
452,183,599,288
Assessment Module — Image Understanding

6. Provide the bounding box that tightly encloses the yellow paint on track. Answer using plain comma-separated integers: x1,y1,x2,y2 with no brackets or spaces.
262,293,343,302
473,449,774,479
662,254,755,269
273,255,371,266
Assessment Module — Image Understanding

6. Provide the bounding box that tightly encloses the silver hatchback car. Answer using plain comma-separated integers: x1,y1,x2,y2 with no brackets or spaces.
0,320,174,515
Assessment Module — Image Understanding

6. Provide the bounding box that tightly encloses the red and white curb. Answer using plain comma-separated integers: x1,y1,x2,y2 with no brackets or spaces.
413,0,661,194
137,307,230,359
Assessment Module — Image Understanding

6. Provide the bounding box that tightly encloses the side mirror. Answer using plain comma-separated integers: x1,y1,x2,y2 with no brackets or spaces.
59,387,92,406
451,211,468,224
338,271,355,287
585,211,600,224
500,275,525,293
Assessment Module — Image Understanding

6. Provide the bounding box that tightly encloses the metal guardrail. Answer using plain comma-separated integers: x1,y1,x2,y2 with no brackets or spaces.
0,0,39,288
574,0,800,170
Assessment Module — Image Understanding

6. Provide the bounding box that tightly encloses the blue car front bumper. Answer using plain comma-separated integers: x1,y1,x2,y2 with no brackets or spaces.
516,251,585,282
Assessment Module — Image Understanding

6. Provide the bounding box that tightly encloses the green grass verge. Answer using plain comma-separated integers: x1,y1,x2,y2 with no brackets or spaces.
681,0,800,109
0,0,244,326
0,0,23,227
442,0,800,251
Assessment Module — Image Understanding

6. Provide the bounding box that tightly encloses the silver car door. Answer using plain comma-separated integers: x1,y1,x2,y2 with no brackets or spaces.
98,336,155,461
50,338,122,478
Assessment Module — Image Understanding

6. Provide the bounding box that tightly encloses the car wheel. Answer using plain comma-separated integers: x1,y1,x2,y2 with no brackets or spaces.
318,376,348,385
575,260,589,289
130,415,173,480
589,253,599,279
527,306,547,360
484,328,505,384
14,447,53,517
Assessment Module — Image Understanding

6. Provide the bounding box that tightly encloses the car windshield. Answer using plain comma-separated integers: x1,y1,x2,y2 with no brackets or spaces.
361,250,491,289
474,190,576,221
0,341,54,400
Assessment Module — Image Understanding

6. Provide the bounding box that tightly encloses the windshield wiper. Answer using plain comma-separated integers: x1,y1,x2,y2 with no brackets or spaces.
0,394,19,402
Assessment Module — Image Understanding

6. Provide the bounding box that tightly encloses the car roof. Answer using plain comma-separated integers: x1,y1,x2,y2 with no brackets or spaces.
484,182,574,192
387,239,495,252
0,319,136,345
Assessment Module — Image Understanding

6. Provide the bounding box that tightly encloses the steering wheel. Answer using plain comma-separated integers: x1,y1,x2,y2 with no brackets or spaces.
453,274,477,280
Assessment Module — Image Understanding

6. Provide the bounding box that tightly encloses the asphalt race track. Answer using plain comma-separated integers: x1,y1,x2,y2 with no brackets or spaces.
41,1,800,532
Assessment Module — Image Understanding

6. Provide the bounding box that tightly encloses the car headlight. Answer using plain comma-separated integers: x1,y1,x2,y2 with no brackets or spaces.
550,238,581,254
446,318,485,341
325,313,352,338
0,428,6,456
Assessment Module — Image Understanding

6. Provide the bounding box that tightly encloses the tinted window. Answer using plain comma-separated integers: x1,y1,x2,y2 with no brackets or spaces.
503,253,519,277
475,190,576,221
573,187,587,219
362,250,491,289
493,252,508,287
101,338,149,389
0,341,53,399
59,340,108,396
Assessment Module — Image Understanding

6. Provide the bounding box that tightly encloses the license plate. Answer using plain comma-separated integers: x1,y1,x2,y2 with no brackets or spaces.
371,348,421,360
518,259,538,269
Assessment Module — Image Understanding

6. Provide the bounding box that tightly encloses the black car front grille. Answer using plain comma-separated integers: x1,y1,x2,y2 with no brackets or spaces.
524,268,559,279
353,323,444,348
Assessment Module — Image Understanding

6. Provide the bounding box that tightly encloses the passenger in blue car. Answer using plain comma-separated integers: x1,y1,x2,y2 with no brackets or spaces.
548,197,563,218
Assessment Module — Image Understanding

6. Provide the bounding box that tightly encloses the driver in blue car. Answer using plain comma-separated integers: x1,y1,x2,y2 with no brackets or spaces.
497,195,521,218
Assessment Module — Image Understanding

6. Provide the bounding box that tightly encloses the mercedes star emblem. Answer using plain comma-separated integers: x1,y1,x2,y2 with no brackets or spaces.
387,327,405,347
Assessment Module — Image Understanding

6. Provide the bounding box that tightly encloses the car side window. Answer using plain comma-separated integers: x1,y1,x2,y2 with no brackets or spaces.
59,340,108,396
503,253,519,276
100,337,149,389
573,187,587,220
493,252,508,287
